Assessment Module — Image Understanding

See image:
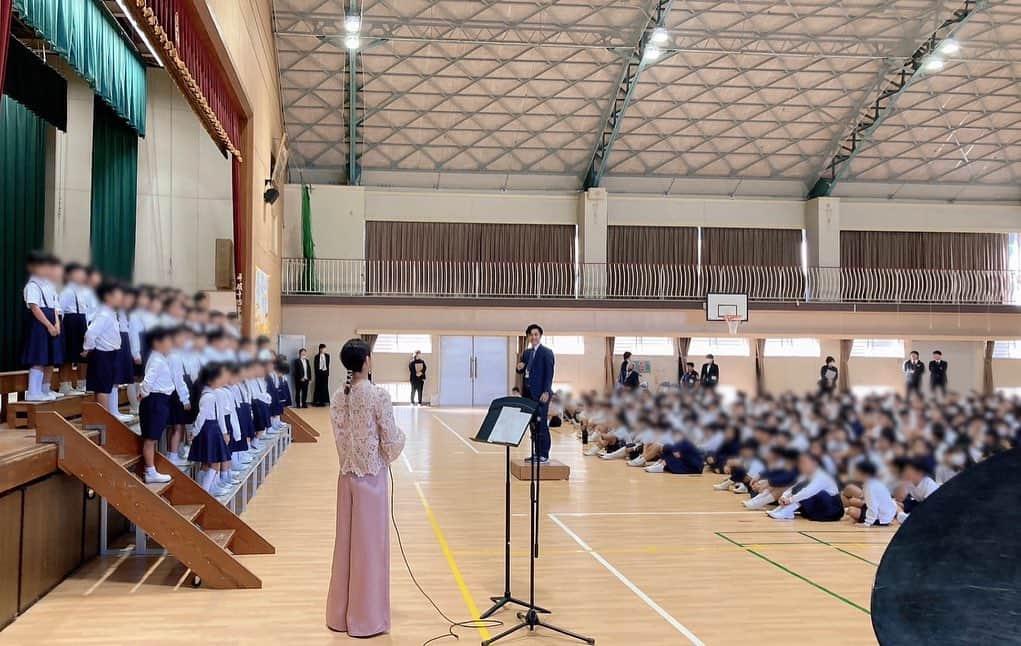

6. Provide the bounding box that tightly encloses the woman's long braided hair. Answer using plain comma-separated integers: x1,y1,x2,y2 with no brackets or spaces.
340,339,371,397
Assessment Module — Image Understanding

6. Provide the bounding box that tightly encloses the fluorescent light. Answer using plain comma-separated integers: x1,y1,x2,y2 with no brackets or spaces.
938,39,960,55
344,15,361,33
651,27,669,45
114,0,163,67
344,34,361,50
923,57,944,72
644,44,663,61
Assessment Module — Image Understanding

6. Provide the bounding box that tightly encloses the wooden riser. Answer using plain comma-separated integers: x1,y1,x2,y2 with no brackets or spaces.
10,393,95,429
36,406,275,590
281,408,319,443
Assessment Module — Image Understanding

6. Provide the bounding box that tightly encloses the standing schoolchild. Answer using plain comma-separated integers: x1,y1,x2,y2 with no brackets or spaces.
165,327,192,467
256,335,274,361
138,328,175,484
188,363,232,494
82,281,123,415
83,266,102,322
115,288,137,415
264,359,286,434
180,328,203,458
277,360,293,409
248,361,273,450
58,262,89,394
230,363,255,466
214,366,242,493
22,252,64,401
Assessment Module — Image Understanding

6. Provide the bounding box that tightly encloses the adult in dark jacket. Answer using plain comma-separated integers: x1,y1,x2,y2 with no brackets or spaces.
293,348,312,407
929,350,948,397
312,343,331,406
409,351,427,405
516,323,555,463
700,354,720,389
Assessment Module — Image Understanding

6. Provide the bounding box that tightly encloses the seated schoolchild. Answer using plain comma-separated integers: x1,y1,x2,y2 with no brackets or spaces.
743,447,799,509
767,452,844,521
844,460,897,526
893,457,940,523
643,436,705,474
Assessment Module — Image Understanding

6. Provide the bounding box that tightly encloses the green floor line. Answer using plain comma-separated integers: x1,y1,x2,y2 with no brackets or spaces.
716,532,871,616
799,531,880,566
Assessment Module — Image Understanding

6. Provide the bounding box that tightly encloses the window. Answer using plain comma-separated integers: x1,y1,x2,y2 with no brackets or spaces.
688,337,750,357
763,338,821,357
376,382,412,402
544,336,585,355
373,334,432,354
850,339,905,358
993,340,1021,359
552,382,573,394
614,336,675,356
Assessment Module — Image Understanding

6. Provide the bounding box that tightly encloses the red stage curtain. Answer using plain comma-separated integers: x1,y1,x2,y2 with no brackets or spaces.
231,155,243,283
0,0,12,98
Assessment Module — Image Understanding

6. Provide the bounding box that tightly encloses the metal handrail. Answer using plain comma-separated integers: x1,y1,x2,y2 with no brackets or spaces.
281,258,1021,306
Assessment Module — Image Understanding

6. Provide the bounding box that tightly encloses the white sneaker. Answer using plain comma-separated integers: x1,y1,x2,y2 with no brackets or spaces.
627,456,647,467
178,444,191,460
731,483,748,494
896,511,909,524
767,504,796,520
144,470,172,484
166,453,189,467
713,479,733,491
743,491,775,510
601,447,627,460
116,413,135,424
644,461,665,474
43,391,59,401
583,445,601,456
240,453,254,464
25,391,49,402
265,426,280,436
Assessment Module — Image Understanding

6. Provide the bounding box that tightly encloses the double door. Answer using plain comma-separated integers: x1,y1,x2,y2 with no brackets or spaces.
438,336,508,406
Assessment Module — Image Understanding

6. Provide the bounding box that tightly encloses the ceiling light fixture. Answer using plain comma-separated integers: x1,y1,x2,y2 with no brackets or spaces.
344,15,361,33
114,0,162,67
644,44,663,61
923,57,944,72
651,27,669,45
345,34,361,50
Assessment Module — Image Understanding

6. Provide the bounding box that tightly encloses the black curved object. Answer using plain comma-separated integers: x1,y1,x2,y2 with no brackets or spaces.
872,448,1021,645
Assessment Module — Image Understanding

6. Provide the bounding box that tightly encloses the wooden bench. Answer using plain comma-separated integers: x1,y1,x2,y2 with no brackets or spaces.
1,365,88,424
8,393,96,429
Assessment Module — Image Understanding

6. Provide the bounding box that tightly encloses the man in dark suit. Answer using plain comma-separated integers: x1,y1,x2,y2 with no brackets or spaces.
292,348,312,408
516,323,555,463
618,351,632,386
312,343,331,406
623,361,640,390
700,354,720,390
929,350,948,397
409,350,427,406
904,350,925,396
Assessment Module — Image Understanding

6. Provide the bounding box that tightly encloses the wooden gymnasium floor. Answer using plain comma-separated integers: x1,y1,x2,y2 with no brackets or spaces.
0,406,893,645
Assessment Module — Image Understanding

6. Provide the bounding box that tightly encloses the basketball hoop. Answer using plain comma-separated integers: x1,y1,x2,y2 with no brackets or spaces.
724,314,742,335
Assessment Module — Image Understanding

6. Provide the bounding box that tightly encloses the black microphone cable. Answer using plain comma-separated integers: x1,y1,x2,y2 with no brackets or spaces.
388,465,503,646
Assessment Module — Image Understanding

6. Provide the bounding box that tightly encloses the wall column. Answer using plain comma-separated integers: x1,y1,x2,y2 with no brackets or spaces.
578,187,608,298
44,62,94,264
804,197,841,300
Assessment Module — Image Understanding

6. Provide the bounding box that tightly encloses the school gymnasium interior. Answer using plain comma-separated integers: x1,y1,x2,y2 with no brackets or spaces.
2,0,1021,644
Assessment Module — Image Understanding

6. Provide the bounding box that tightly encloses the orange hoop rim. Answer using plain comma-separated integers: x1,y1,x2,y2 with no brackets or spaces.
724,314,742,335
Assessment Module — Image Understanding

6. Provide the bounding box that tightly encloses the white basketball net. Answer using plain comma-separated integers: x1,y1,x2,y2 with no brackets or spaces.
724,314,742,335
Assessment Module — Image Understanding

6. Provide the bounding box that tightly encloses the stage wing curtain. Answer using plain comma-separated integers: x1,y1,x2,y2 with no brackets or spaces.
90,97,138,281
3,36,67,129
607,226,698,297
676,337,691,382
231,156,242,288
604,336,615,392
0,96,47,371
0,0,12,99
702,227,804,300
359,334,378,352
841,231,1011,303
838,339,852,393
365,221,575,296
516,335,527,392
12,0,146,135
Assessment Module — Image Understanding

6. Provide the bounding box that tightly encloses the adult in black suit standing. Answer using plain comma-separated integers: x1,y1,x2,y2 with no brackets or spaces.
293,348,312,408
700,354,720,390
622,362,641,390
515,323,555,463
929,350,948,397
618,351,632,386
904,351,925,396
313,343,331,406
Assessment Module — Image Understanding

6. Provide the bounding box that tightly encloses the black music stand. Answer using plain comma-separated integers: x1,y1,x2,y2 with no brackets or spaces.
473,397,595,646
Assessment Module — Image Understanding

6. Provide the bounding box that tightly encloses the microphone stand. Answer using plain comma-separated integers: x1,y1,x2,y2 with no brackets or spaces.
482,410,595,646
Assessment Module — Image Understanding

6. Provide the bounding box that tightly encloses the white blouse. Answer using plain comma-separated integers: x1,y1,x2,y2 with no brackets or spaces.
330,381,406,477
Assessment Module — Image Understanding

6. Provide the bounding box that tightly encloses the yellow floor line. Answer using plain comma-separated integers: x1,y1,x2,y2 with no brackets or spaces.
413,481,491,641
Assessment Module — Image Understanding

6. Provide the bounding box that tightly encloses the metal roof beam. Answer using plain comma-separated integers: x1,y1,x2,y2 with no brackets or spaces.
806,0,991,199
582,0,675,189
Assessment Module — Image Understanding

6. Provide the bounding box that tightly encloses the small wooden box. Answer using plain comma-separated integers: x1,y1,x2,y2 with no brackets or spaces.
511,459,570,481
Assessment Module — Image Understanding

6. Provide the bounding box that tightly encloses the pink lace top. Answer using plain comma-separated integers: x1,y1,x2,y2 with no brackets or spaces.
330,381,406,477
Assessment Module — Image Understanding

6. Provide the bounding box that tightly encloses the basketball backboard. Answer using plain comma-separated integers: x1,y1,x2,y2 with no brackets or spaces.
706,293,749,322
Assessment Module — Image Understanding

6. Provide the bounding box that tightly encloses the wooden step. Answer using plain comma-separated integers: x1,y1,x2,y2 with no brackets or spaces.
144,480,173,497
111,454,142,469
10,393,93,428
204,529,236,550
173,504,204,523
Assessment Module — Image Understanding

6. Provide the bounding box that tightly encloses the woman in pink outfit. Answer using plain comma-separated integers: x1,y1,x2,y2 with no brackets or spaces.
327,339,406,636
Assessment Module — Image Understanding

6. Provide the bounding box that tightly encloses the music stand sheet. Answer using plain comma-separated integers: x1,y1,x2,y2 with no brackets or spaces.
490,407,533,445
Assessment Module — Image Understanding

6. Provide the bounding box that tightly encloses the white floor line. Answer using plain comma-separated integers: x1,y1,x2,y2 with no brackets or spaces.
548,513,706,646
552,511,752,517
431,414,481,454
401,452,415,474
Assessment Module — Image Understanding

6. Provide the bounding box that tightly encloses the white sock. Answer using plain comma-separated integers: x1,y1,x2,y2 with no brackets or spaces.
43,373,53,393
109,387,119,409
126,384,139,411
60,381,72,393
200,469,216,491
219,470,231,484
28,369,43,395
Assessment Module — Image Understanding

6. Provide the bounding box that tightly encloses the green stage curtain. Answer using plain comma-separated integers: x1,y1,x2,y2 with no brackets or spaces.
90,96,138,281
0,96,47,370
12,0,146,135
301,185,318,292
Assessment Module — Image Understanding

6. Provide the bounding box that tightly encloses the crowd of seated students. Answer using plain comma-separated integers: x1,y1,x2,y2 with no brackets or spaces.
19,250,294,497
557,384,1014,525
